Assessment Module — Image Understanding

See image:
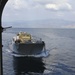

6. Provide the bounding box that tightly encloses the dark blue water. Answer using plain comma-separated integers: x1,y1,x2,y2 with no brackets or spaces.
2,28,75,75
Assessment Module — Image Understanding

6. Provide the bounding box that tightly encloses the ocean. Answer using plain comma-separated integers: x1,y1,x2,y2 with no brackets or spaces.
2,28,75,75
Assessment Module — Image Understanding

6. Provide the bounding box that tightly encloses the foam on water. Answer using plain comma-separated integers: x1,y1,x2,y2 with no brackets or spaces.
6,47,50,58
12,50,50,58
25,70,51,75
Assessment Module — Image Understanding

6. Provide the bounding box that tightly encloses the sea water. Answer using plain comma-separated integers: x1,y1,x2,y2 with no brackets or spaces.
2,28,75,75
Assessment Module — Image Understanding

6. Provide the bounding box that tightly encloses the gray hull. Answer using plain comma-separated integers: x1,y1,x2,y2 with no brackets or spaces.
13,42,45,55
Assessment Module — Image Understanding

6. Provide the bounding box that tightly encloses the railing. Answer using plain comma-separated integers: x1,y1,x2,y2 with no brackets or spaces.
31,36,42,43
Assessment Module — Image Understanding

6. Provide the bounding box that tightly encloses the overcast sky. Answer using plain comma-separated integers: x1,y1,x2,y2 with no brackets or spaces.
2,0,75,28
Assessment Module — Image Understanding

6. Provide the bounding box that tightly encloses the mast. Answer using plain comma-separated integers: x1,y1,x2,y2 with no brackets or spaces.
0,0,8,75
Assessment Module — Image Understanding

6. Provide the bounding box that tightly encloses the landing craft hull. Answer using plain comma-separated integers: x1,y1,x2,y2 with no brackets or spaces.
13,42,45,55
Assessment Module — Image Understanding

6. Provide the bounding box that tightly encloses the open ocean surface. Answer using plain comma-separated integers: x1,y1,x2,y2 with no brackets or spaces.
2,28,75,75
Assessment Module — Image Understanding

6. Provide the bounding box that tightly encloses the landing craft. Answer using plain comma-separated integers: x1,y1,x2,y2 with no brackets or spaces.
12,32,47,57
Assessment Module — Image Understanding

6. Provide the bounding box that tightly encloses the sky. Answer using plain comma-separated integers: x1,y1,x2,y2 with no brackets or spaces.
2,0,75,28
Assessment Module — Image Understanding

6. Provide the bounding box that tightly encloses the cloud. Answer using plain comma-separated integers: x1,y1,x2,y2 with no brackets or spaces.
45,3,72,11
5,0,31,9
6,0,43,10
66,3,72,9
45,4,58,10
5,0,72,11
13,0,28,9
58,3,72,10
